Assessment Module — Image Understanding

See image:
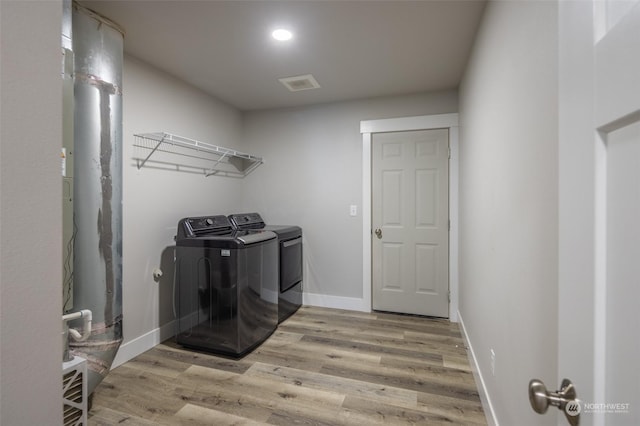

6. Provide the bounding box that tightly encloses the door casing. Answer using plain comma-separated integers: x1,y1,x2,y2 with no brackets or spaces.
360,113,459,320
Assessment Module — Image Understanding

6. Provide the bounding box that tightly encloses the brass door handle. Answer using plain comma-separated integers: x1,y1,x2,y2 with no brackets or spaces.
529,378,580,425
374,228,382,239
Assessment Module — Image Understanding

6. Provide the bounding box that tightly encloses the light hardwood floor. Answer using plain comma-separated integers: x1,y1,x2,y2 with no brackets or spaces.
89,306,487,425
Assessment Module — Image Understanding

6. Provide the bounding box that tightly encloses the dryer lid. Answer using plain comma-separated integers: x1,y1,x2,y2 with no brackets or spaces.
237,231,277,245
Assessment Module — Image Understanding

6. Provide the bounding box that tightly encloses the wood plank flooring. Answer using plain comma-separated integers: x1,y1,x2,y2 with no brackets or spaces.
89,306,486,425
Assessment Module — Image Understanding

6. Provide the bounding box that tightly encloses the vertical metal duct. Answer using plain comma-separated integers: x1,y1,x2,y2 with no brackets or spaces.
69,2,124,396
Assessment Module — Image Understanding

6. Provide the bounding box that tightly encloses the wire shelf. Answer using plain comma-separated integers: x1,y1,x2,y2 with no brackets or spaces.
133,132,263,177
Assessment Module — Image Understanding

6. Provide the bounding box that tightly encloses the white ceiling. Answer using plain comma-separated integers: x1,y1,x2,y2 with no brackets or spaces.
81,0,486,111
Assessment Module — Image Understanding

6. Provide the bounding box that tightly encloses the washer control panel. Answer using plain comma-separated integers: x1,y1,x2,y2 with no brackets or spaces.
182,215,232,237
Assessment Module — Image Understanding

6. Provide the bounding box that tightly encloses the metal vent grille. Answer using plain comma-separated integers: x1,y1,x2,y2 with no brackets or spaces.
279,74,321,92
63,357,87,426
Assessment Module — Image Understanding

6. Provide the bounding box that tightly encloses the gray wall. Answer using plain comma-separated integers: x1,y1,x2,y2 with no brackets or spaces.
241,91,458,300
119,56,244,353
0,1,63,424
458,2,558,425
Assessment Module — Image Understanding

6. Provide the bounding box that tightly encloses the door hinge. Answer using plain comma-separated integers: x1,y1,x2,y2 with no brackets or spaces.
448,145,451,159
448,219,451,231
448,291,451,302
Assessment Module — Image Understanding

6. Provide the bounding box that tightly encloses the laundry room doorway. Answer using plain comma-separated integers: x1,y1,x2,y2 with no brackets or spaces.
361,114,459,319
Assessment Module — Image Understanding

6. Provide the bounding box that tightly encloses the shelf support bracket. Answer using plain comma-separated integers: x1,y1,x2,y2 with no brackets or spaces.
137,134,166,170
205,151,229,177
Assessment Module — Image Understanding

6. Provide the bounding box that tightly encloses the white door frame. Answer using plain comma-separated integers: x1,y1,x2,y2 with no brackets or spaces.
361,113,459,321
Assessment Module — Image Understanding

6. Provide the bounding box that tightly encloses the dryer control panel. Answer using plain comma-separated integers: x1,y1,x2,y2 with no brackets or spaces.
228,212,265,229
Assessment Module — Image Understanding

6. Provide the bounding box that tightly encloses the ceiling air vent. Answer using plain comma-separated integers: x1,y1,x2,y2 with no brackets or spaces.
279,74,321,92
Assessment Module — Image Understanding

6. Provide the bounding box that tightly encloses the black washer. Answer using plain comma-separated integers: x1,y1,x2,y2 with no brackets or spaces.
175,215,278,356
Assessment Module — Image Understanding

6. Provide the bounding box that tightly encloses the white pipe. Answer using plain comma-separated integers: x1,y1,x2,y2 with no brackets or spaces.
62,309,92,342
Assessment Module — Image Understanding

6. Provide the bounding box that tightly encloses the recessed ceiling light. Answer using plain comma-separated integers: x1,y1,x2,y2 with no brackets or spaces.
272,28,293,41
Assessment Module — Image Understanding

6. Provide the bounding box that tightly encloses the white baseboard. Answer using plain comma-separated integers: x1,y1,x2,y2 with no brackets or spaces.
111,320,176,369
457,310,499,426
303,292,370,312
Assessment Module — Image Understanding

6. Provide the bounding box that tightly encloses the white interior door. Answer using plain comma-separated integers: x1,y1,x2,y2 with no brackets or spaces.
558,2,640,426
371,129,449,317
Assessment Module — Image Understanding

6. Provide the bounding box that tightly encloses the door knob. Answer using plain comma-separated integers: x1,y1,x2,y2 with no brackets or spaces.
529,378,580,425
374,228,382,239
